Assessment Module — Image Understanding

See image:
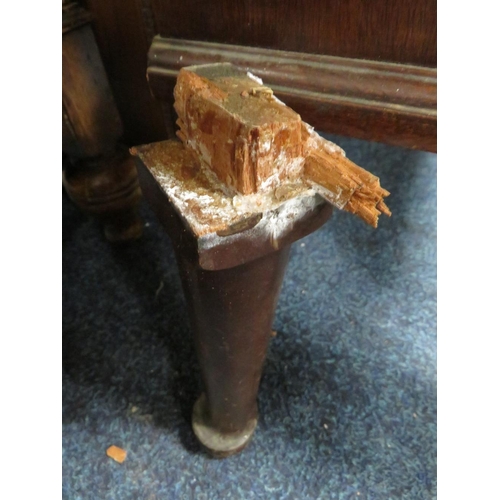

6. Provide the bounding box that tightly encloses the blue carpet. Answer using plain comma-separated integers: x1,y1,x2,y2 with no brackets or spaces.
62,134,436,499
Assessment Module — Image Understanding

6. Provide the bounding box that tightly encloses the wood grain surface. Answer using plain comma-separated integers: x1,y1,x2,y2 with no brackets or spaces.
150,0,436,66
84,0,167,145
82,0,436,150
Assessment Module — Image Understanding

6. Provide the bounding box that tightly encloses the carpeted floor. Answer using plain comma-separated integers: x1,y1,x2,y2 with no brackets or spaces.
62,134,436,500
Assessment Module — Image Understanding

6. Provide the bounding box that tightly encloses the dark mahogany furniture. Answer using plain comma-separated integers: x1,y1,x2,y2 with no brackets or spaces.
83,0,436,151
72,0,436,456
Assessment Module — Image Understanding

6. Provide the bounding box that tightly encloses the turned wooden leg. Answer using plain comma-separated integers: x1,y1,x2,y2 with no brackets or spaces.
63,149,143,242
63,5,143,242
176,245,291,457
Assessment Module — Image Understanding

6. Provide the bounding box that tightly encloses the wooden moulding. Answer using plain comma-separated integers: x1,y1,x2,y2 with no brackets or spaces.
147,37,436,152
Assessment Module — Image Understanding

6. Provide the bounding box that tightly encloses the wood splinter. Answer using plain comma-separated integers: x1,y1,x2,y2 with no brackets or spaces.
173,63,391,227
106,445,127,463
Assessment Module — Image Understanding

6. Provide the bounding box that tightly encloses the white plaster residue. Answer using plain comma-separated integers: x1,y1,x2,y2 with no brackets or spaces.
256,151,306,193
145,110,352,239
232,191,275,213
246,71,263,85
304,123,345,156
260,139,272,154
307,181,349,209
151,166,236,235
258,171,280,193
200,194,320,251
274,149,290,171
199,159,236,198
250,140,258,164
271,95,287,107
321,138,345,156
303,122,316,138
283,155,306,179
232,177,314,213
265,194,318,246
192,140,213,168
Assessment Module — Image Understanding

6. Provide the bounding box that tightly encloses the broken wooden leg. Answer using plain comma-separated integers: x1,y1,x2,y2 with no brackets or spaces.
130,61,391,456
132,140,332,456
63,149,143,242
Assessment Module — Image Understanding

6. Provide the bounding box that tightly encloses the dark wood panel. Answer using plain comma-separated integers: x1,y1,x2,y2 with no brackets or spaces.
151,0,436,67
148,38,436,152
83,0,166,145
80,0,436,149
62,1,92,35
62,25,123,157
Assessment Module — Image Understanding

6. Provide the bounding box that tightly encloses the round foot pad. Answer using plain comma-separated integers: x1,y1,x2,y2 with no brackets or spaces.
192,393,257,458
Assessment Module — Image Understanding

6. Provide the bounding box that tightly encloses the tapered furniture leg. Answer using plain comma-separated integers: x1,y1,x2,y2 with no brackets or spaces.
177,245,290,456
131,140,332,456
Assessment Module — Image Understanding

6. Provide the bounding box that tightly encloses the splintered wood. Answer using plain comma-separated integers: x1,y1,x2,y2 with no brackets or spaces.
302,128,391,227
174,63,390,227
106,445,127,463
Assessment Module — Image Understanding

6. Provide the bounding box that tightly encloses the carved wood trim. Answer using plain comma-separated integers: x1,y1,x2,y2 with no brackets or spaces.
147,37,436,152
